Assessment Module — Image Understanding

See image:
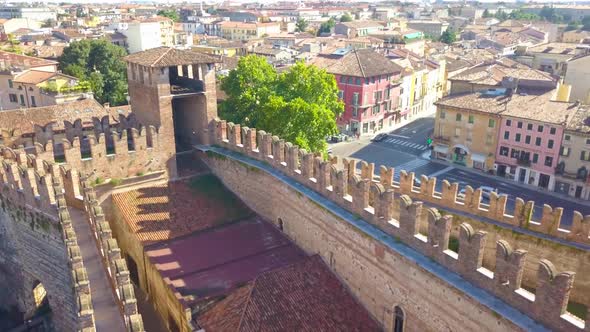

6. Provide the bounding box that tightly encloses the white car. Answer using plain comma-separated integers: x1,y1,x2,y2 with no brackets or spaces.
458,186,500,199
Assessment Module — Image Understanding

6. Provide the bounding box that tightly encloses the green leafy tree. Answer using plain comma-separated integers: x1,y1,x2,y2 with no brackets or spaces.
220,55,344,153
59,39,128,106
482,9,490,18
582,16,590,31
157,9,179,22
295,18,308,32
440,28,457,44
318,17,336,35
340,13,353,22
565,21,580,31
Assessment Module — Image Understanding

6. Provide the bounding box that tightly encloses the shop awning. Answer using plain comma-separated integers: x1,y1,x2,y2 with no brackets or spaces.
471,153,486,163
434,145,449,154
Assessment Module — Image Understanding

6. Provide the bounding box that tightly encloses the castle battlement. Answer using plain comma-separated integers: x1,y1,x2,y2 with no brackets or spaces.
2,120,166,181
80,181,145,332
213,119,589,332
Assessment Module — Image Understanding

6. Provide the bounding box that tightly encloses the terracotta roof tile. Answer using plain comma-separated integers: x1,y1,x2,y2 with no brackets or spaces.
124,47,220,67
0,50,57,70
0,98,108,136
436,89,579,124
198,255,381,332
112,175,252,245
14,70,76,84
311,48,403,78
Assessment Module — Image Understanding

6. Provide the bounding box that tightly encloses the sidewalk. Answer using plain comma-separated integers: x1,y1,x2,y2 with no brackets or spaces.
421,151,590,206
344,109,436,139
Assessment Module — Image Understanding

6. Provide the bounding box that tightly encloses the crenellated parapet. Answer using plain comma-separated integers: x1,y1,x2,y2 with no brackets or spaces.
1,122,166,181
55,186,96,332
212,119,589,332
79,181,145,332
213,120,590,246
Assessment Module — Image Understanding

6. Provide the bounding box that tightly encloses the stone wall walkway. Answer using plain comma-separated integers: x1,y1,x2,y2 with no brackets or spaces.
68,207,126,332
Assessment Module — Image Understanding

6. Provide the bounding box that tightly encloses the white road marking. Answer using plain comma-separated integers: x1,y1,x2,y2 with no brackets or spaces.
428,166,454,177
389,134,411,139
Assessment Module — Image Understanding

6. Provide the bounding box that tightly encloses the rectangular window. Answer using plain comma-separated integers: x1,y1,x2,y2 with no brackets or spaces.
544,156,553,167
488,119,495,128
455,127,461,136
535,137,541,146
374,91,382,103
385,88,390,100
550,127,556,135
355,78,360,85
586,138,590,145
527,123,533,130
348,77,353,84
8,93,17,102
338,90,343,99
517,121,523,128
515,133,521,142
560,146,570,156
525,135,531,144
565,134,571,141
352,92,359,105
340,76,346,83
504,131,509,139
511,149,520,158
538,125,544,133
365,78,369,84
548,139,554,149
19,94,24,105
506,119,511,126
8,79,13,88
533,153,539,163
352,107,358,117
440,110,446,119
372,105,380,114
486,134,493,144
30,96,36,107
499,146,509,156
468,115,474,124
456,113,462,121
581,151,590,161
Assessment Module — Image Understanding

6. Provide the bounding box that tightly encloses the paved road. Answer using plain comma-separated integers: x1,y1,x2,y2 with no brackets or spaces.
330,117,590,227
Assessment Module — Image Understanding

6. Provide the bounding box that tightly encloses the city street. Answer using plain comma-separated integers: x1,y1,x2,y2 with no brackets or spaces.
330,117,590,226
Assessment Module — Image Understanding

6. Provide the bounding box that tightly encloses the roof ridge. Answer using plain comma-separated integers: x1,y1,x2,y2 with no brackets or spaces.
151,47,173,67
354,49,365,78
236,281,256,331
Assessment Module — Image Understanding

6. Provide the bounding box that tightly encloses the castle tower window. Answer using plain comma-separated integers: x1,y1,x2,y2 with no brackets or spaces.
393,306,405,332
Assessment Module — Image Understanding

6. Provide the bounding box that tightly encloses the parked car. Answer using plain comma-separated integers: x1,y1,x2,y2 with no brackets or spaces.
330,134,348,143
371,133,387,142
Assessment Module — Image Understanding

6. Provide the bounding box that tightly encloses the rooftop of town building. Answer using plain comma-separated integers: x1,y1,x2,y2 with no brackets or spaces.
124,47,220,67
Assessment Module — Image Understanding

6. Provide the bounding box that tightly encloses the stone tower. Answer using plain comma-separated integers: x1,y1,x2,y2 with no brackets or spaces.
125,47,219,178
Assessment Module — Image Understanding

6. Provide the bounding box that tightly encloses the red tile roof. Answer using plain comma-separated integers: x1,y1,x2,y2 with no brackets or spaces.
113,175,252,245
198,255,381,332
311,48,403,78
145,218,306,305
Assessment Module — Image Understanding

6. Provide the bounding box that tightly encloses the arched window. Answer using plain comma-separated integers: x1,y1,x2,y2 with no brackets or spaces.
577,167,588,180
277,218,283,232
393,306,405,332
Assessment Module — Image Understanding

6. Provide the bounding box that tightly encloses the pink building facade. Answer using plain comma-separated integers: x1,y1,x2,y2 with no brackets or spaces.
494,116,564,190
335,73,401,135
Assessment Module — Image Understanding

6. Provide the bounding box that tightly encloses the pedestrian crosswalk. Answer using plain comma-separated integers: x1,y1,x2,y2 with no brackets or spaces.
382,136,428,151
391,159,430,181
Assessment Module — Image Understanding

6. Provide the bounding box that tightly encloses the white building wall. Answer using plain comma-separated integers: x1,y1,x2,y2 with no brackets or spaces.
123,22,161,54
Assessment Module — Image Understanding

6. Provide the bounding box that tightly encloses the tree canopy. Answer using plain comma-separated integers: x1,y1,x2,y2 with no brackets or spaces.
295,18,308,32
157,9,179,22
219,55,344,153
318,17,336,35
440,28,457,44
340,13,353,22
59,39,128,106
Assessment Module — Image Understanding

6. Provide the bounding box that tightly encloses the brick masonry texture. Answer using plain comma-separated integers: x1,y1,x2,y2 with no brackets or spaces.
209,119,590,331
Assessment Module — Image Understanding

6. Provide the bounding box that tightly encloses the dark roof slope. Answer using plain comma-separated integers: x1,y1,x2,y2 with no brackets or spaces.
311,48,403,78
124,47,220,67
198,255,381,332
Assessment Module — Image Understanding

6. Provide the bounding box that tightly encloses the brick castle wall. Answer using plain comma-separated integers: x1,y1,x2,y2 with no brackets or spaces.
209,119,590,331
